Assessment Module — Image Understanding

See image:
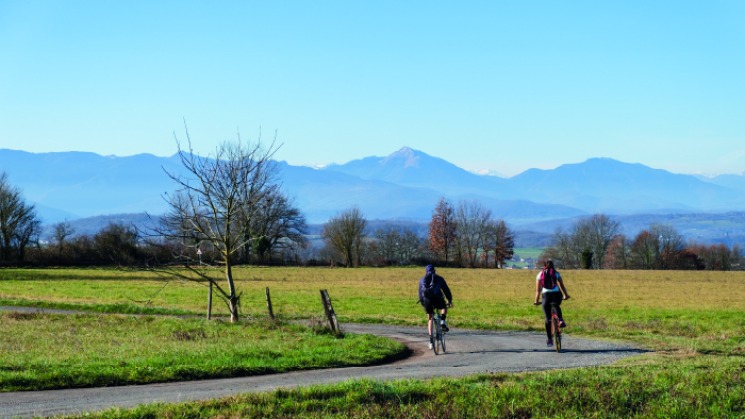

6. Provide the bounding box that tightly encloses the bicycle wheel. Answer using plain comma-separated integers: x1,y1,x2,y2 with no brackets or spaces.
440,329,447,353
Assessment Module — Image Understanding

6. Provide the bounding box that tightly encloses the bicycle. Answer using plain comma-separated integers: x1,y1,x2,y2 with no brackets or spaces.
534,299,563,353
432,310,447,355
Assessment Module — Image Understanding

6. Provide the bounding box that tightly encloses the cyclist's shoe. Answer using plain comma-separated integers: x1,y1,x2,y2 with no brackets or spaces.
441,320,449,332
547,339,553,347
428,336,434,350
559,320,567,328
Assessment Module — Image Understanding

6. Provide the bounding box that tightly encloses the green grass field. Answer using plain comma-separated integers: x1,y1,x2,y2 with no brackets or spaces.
509,247,543,268
0,267,743,417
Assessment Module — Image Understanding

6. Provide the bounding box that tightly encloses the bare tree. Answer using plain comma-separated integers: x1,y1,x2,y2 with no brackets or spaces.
0,172,41,263
94,222,140,265
584,214,620,269
488,219,515,269
731,244,743,270
241,189,308,264
370,225,421,266
322,207,367,267
570,218,595,268
543,214,620,269
541,228,575,268
52,221,75,258
650,223,685,269
159,129,279,322
629,230,658,269
453,200,492,268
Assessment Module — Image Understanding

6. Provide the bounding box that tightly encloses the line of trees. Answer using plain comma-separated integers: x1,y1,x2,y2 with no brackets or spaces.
0,215,311,268
318,197,516,268
541,214,743,270
428,198,515,268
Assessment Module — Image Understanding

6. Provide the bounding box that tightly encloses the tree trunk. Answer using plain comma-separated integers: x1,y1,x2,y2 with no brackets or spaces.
229,295,239,323
225,263,239,322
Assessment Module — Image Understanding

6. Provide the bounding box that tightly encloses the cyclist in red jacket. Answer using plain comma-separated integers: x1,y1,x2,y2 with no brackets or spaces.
534,260,570,346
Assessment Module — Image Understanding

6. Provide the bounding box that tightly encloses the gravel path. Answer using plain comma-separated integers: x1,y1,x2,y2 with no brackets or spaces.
0,318,645,419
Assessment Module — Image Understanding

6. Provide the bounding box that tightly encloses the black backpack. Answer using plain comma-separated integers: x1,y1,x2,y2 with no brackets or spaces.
423,274,441,298
541,268,557,289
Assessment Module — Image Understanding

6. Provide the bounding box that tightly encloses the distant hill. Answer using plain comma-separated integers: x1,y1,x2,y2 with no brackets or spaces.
2,147,745,246
701,173,745,192
322,150,745,215
508,158,744,213
323,146,516,198
0,149,183,219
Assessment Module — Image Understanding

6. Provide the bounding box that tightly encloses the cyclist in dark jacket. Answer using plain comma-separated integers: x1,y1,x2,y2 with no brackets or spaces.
418,264,453,349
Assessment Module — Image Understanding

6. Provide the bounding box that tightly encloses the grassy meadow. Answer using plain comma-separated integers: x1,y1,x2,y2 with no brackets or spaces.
0,267,743,417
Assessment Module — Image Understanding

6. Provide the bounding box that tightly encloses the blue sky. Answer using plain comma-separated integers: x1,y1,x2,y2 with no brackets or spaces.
1,1,744,177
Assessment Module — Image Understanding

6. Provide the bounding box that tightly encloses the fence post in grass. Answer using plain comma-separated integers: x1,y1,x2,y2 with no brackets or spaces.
320,289,341,335
207,281,213,320
265,287,275,320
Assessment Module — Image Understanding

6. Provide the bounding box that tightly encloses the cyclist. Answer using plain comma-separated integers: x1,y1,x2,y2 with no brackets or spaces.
418,264,453,350
534,259,570,347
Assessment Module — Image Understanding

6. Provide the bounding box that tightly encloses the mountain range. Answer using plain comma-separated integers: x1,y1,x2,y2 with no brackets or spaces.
1,147,744,245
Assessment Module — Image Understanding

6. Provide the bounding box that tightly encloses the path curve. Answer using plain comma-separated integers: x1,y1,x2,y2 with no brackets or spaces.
0,312,645,418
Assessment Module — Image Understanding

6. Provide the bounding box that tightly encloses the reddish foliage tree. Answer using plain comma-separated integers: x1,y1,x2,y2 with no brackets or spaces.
428,197,456,265
603,234,628,269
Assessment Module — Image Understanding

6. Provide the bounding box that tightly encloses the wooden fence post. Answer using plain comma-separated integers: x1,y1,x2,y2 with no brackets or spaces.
265,287,275,320
319,289,341,335
207,281,213,320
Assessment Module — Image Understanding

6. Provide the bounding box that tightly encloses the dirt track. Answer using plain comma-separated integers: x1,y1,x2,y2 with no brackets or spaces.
0,320,645,418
